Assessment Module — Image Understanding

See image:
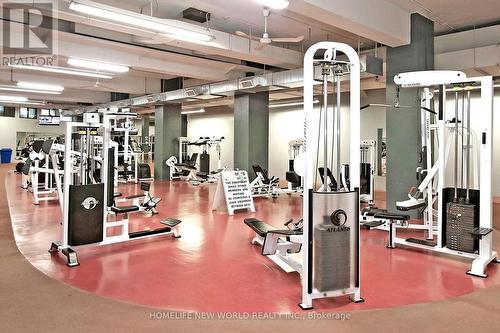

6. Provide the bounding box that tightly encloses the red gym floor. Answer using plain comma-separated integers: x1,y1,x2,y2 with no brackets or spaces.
5,171,500,313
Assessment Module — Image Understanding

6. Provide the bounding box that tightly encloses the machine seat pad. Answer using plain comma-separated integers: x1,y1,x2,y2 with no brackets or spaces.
161,218,182,228
244,218,278,237
111,205,140,214
175,163,197,170
374,212,409,221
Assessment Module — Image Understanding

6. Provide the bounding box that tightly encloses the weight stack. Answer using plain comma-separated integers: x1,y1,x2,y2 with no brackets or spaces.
199,152,210,174
446,202,476,253
138,163,151,179
313,224,351,292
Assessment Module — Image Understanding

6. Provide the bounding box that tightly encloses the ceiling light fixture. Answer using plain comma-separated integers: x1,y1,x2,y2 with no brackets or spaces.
17,81,65,92
9,63,113,79
67,58,130,73
0,100,46,105
181,108,206,115
269,99,319,108
69,0,215,43
254,0,290,10
0,95,28,102
0,85,62,95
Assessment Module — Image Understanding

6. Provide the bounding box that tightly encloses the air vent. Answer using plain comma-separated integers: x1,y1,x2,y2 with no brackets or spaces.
182,8,210,23
184,88,198,97
238,77,267,89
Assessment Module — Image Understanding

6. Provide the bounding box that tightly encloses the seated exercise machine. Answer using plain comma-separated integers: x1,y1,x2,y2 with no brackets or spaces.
166,136,225,185
384,70,498,277
280,139,305,194
49,111,181,267
324,140,375,203
250,164,280,198
244,42,363,309
110,113,152,184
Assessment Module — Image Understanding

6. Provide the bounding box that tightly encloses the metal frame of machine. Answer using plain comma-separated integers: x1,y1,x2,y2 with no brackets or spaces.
49,112,180,267
300,41,363,309
244,42,363,310
359,139,376,204
386,70,498,277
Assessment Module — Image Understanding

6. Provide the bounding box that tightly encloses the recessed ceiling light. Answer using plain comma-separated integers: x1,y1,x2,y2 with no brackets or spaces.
0,95,28,102
0,85,62,95
17,82,65,92
269,99,319,108
181,108,206,114
67,58,129,73
69,0,214,43
9,63,113,79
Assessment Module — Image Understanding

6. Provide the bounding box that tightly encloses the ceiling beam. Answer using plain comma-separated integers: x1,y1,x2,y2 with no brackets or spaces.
289,0,411,47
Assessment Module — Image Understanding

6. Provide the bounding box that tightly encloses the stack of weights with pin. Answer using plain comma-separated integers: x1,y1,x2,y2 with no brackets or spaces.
446,88,476,253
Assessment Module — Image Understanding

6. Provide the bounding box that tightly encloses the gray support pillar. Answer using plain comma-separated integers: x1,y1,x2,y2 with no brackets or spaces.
234,91,269,176
181,114,188,137
154,78,183,180
386,13,434,213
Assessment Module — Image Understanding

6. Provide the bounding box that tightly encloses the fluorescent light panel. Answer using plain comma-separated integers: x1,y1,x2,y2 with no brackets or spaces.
9,64,113,79
0,95,28,102
0,85,62,95
254,0,290,9
67,58,129,73
269,99,319,108
0,100,45,105
69,0,214,42
181,108,206,114
17,81,64,92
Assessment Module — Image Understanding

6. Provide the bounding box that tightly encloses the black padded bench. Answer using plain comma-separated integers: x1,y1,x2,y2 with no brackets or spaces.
111,205,140,214
244,218,278,238
363,208,387,217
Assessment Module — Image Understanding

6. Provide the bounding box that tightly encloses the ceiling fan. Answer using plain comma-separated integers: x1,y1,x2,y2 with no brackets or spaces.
75,77,116,91
235,8,304,47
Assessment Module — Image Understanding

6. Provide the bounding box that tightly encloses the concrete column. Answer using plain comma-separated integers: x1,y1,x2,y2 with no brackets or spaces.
154,78,183,180
385,13,434,212
233,91,269,177
181,115,188,137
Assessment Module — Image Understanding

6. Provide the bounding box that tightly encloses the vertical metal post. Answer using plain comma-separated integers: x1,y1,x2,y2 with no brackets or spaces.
453,91,459,202
322,65,329,191
336,72,341,186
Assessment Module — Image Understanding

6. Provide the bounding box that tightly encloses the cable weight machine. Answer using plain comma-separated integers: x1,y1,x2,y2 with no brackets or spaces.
300,42,363,309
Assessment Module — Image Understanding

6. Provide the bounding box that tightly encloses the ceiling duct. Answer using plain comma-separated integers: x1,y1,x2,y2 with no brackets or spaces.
238,76,267,90
67,54,386,115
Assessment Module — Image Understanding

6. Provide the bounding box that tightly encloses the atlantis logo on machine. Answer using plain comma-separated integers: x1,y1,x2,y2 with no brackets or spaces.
326,209,350,232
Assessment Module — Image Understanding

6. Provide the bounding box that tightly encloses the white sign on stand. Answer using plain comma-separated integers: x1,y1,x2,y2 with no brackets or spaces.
212,170,255,215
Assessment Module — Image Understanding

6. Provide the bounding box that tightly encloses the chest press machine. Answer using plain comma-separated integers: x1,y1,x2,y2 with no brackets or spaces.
245,42,363,309
49,112,181,267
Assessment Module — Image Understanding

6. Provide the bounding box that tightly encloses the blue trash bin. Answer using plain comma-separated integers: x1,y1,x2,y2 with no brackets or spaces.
0,148,13,163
